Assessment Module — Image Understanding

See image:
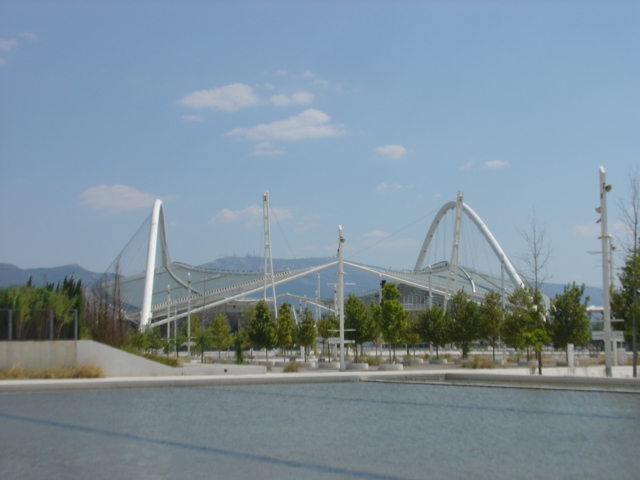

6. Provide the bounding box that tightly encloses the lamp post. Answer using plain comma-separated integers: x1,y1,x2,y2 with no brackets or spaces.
598,166,613,377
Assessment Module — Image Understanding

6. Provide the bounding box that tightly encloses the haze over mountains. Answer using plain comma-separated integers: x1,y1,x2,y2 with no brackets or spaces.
0,256,604,306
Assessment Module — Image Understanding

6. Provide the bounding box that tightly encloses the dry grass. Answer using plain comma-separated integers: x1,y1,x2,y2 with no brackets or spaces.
282,361,300,373
0,363,104,379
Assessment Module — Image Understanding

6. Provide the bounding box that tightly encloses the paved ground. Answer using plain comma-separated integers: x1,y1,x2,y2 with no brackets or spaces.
1,363,638,394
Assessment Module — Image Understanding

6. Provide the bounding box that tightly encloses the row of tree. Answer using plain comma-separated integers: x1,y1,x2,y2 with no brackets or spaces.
0,277,83,340
332,281,593,364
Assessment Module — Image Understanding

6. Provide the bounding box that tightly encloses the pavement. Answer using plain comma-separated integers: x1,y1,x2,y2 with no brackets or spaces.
1,364,639,394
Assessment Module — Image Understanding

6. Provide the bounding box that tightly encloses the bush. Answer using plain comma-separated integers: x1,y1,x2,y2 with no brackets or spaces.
283,361,299,373
0,363,103,379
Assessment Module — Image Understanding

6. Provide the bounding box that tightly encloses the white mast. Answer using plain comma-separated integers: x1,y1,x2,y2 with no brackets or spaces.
263,191,278,318
599,167,613,377
444,191,464,309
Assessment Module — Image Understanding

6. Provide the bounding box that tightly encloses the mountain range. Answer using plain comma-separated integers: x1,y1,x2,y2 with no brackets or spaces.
0,257,604,306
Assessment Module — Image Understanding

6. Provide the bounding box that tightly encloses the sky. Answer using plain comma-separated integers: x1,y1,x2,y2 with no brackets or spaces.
0,0,638,289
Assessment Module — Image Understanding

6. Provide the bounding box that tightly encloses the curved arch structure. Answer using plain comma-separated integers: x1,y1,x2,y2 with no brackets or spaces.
414,201,524,289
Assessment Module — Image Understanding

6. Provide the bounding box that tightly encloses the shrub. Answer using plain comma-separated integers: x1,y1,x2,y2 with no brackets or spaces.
283,361,299,373
0,363,103,379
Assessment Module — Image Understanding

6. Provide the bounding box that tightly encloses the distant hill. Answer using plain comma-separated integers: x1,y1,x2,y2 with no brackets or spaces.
0,258,604,307
540,283,603,307
0,263,103,288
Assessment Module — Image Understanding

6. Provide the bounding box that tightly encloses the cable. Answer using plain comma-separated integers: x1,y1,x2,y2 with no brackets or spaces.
270,205,297,260
346,207,440,261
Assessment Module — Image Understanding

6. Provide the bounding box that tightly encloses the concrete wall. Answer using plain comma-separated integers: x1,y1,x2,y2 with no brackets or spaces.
0,341,77,369
1,340,267,377
76,341,176,377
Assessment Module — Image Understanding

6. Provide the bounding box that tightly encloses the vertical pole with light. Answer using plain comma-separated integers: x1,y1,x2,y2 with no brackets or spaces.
187,272,191,358
337,226,346,372
598,166,613,377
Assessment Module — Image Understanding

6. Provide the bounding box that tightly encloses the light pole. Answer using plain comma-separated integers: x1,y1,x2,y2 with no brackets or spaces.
337,225,346,372
598,166,613,377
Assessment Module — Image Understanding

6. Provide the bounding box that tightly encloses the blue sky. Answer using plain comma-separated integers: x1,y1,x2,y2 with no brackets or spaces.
0,1,638,288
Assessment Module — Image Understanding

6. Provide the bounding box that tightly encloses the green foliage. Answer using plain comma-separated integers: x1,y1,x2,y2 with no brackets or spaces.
247,299,277,360
233,327,249,364
317,313,338,357
344,294,377,362
0,278,82,341
612,251,640,344
416,305,448,359
478,290,505,359
446,290,480,359
548,282,591,353
378,283,408,361
404,314,421,358
276,302,295,356
210,313,233,359
501,287,548,355
296,307,316,360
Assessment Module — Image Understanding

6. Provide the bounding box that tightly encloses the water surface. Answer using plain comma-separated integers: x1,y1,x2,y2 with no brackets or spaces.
1,382,638,479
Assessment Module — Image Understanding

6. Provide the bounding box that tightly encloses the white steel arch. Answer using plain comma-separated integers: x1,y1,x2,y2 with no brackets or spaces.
414,200,524,289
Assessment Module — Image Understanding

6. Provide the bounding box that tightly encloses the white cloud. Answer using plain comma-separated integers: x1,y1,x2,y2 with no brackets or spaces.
364,230,389,239
270,91,314,106
275,70,289,76
375,145,407,160
226,109,347,142
375,183,389,194
251,141,285,156
20,32,37,41
211,205,292,226
182,114,205,121
375,183,402,194
81,185,160,214
0,58,6,67
178,83,260,111
0,39,17,51
572,223,600,237
461,160,474,170
432,193,443,198
485,160,509,169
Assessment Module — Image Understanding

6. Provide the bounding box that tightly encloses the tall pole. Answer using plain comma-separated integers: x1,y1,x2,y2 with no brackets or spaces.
263,191,278,318
337,225,346,372
167,285,171,342
187,272,191,358
599,166,613,377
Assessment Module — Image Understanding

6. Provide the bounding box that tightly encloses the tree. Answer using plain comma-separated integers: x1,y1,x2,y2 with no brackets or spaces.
379,282,408,362
404,314,421,359
344,294,376,362
548,283,591,361
617,166,639,377
502,287,549,366
519,211,552,374
275,302,295,359
210,313,233,360
296,307,316,361
247,299,277,361
612,252,640,369
446,290,479,360
233,327,249,364
478,290,505,360
416,305,448,359
317,313,339,359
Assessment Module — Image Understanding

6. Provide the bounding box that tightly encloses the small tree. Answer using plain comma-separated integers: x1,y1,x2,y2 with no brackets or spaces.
210,313,233,360
247,299,277,361
416,305,448,359
317,313,339,359
404,314,421,359
276,302,295,359
548,283,591,361
502,287,549,367
296,307,316,361
446,290,479,360
478,290,505,360
344,294,376,362
233,327,249,364
379,282,408,362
